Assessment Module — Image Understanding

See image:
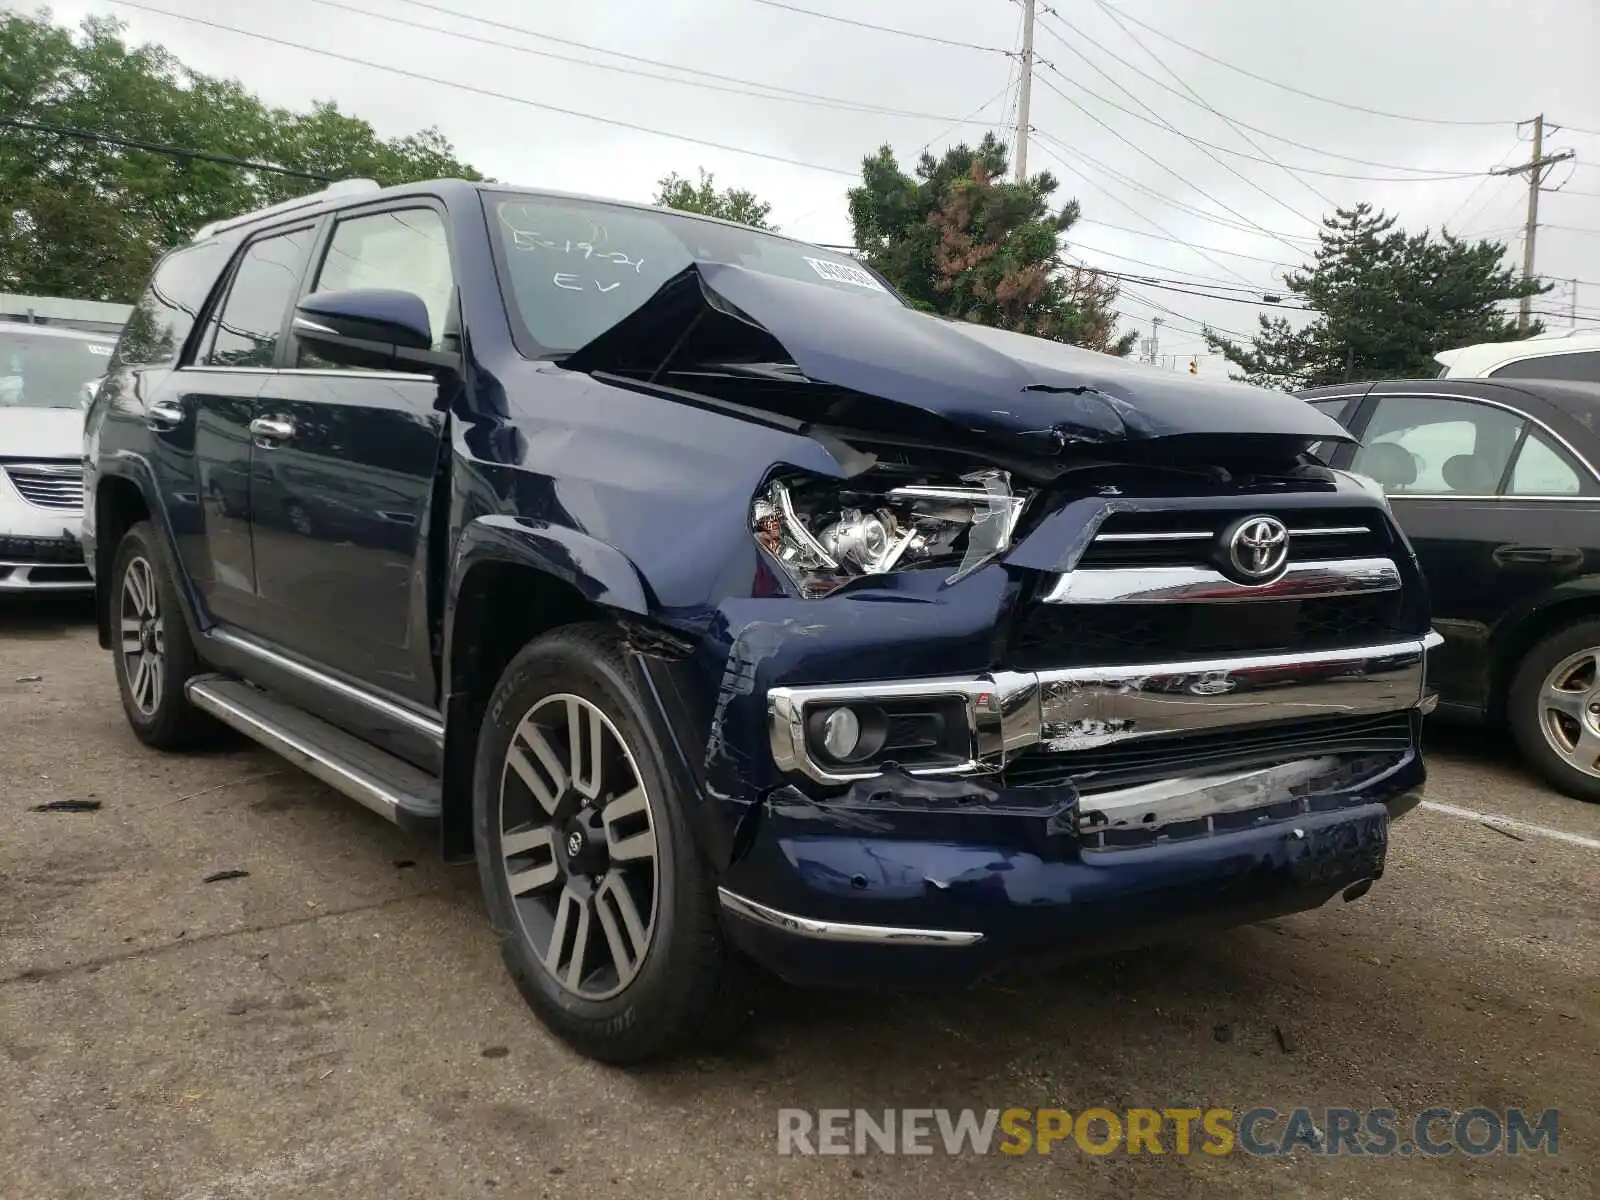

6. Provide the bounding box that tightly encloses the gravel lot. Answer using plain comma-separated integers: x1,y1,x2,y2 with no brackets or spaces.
3,596,1597,1200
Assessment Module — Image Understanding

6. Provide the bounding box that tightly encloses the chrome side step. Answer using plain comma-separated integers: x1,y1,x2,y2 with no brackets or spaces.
186,675,442,826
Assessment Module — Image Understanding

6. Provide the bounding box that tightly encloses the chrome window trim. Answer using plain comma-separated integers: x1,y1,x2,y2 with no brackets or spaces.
716,888,985,947
208,628,444,744
173,364,433,382
1354,388,1600,489
767,632,1441,785
1043,557,1400,605
1386,493,1598,503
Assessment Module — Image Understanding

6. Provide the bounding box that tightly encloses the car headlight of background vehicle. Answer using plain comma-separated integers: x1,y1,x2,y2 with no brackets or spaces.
751,467,1028,597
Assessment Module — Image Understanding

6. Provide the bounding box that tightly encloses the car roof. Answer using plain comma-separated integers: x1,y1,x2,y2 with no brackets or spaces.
1434,328,1600,376
189,177,843,255
1299,376,1600,430
0,321,117,345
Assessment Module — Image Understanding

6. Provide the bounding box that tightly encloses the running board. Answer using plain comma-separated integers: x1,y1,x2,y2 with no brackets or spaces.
186,675,442,828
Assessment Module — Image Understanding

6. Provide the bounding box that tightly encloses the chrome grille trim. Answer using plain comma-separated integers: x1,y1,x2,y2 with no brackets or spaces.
3,462,85,512
766,632,1441,785
1042,556,1401,605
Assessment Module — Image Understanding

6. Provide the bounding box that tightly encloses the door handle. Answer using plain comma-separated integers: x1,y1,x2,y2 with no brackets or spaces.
146,398,185,431
249,416,295,446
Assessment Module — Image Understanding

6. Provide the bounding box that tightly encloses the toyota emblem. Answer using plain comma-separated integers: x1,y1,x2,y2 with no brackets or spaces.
1223,515,1290,582
566,831,585,857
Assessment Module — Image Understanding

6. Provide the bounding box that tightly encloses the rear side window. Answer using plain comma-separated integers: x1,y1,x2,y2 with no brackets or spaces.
1489,351,1600,383
1351,394,1525,494
201,227,316,368
1506,428,1598,496
115,239,233,366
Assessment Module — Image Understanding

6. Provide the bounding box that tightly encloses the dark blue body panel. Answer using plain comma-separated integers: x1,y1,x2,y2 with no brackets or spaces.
83,180,1430,988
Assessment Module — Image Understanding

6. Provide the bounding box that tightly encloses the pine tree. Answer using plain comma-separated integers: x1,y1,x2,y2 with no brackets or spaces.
1205,203,1546,389
848,133,1135,355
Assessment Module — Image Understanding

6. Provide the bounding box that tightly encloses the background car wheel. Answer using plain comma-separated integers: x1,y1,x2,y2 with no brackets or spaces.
111,522,220,750
1507,619,1600,803
472,622,748,1063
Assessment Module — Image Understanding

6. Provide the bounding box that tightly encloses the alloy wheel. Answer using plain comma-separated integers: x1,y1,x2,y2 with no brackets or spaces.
119,556,165,716
497,693,659,1000
1537,647,1600,778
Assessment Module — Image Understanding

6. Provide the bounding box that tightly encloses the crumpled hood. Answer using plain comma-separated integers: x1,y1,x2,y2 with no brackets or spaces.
0,406,85,460
568,263,1351,451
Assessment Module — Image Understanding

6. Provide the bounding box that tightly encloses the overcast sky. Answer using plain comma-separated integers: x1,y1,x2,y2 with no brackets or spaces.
32,0,1600,368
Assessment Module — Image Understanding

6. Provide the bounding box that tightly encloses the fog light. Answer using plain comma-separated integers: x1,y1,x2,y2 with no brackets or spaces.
820,706,861,760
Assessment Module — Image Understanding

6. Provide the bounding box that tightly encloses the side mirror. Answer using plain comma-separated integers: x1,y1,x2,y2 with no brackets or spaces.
293,288,453,371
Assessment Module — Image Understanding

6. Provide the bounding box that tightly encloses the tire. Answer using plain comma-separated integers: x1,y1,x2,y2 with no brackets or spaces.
1507,619,1600,803
471,622,748,1063
110,521,220,750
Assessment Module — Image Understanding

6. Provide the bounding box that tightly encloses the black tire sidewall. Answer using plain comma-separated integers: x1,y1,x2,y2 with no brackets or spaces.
111,522,199,740
1508,619,1600,803
471,625,713,1052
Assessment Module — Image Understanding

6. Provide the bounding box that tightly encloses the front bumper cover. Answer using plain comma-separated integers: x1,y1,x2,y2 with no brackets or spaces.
769,632,1443,785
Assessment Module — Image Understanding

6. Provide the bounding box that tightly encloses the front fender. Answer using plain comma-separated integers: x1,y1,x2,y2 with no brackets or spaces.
446,513,652,615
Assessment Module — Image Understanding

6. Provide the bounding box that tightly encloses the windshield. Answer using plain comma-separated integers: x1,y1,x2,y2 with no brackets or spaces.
489,192,901,355
0,328,114,409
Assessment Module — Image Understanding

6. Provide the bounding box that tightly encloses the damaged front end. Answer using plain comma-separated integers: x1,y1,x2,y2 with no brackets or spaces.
558,258,1431,988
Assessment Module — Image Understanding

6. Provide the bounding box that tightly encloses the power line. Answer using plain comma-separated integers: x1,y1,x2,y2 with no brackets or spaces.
1085,1,1335,210
311,0,1002,126
1032,134,1265,287
1069,215,1303,268
108,2,860,176
1032,71,1309,255
1442,138,1524,231
1087,270,1313,309
1036,59,1490,183
738,0,1013,53
0,115,335,181
1035,127,1316,245
1031,8,1318,232
1092,0,1516,128
1071,243,1296,290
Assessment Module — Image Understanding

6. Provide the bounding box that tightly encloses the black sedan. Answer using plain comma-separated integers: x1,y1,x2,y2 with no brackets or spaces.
1300,377,1600,802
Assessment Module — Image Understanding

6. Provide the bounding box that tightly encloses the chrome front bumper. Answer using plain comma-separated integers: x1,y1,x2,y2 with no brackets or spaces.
769,631,1443,785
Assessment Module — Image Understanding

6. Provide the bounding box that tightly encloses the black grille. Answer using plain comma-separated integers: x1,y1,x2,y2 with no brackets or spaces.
1005,711,1416,796
1077,507,1391,570
1011,591,1409,669
0,534,85,564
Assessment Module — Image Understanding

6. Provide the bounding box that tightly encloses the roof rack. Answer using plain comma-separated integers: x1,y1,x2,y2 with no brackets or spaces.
191,178,382,243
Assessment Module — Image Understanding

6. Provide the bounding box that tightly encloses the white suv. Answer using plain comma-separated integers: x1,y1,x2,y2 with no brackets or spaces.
1,323,116,592
1434,328,1600,383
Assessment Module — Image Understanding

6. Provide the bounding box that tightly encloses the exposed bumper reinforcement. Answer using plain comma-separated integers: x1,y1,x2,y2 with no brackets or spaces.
769,631,1443,784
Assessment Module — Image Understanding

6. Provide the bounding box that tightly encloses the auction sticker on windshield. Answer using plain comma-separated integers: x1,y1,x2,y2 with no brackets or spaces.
804,256,886,292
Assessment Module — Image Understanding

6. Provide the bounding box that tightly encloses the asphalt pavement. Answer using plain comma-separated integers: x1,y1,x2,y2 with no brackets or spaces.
2,596,1596,1199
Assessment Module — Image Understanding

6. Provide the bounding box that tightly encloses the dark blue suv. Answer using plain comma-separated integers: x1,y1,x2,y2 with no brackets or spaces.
84,178,1440,1062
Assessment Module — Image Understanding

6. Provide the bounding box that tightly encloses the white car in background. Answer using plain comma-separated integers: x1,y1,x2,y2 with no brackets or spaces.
1434,328,1600,383
0,323,116,592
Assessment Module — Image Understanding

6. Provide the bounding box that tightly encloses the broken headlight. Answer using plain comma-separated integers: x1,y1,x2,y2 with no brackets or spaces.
752,468,1028,597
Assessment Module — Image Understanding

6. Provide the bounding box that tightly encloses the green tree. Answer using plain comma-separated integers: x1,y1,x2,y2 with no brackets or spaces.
653,168,775,229
1204,203,1546,389
847,132,1135,354
0,9,483,303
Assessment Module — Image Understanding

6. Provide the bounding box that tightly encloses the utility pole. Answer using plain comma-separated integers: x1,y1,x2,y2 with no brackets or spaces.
1572,278,1580,329
1141,316,1162,364
1491,114,1575,334
1014,0,1035,183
